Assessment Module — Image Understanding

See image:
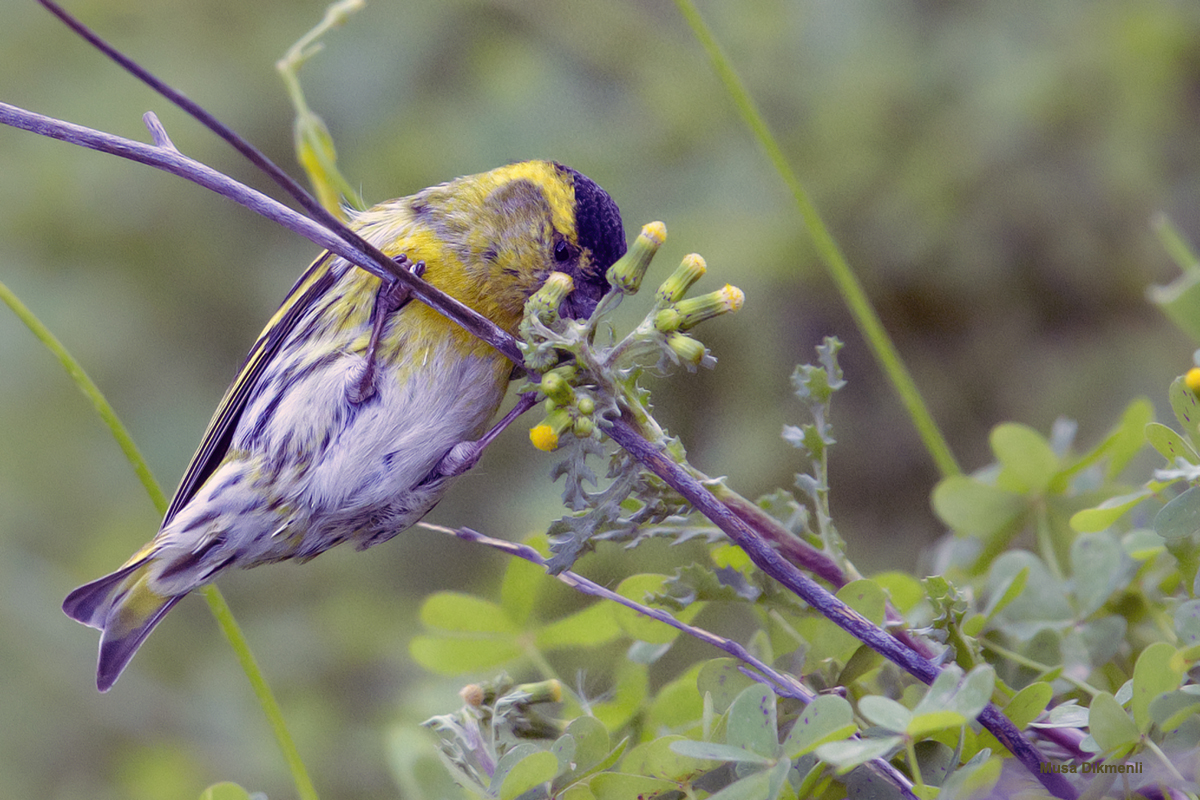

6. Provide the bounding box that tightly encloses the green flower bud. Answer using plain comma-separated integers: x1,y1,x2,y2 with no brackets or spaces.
540,371,575,405
606,221,666,294
576,395,595,416
666,332,707,366
669,284,745,331
572,416,596,439
655,253,707,305
514,679,563,705
653,306,683,333
525,271,575,324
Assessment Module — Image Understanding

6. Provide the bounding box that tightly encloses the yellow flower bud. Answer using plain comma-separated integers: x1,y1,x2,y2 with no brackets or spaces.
1188,367,1200,397
607,221,666,294
655,253,707,305
530,408,573,452
530,424,560,452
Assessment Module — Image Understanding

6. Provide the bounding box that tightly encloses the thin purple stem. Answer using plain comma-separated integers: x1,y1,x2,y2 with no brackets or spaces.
0,102,523,365
425,522,919,800
604,416,1079,800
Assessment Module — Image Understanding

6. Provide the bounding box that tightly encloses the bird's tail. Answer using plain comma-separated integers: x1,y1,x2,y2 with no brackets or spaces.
62,558,182,692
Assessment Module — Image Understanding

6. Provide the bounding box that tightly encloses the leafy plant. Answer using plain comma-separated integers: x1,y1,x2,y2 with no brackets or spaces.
4,2,1200,800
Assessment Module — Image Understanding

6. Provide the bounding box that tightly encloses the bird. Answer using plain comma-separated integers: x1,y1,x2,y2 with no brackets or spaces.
62,160,626,691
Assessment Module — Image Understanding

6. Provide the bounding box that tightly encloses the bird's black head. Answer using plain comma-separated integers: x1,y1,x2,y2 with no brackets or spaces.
559,165,626,320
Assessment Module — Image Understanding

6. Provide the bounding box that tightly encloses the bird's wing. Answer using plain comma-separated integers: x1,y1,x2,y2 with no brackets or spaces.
163,252,340,524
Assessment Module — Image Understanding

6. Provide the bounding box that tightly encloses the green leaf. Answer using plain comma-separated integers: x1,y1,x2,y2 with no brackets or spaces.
591,662,647,731
551,734,576,773
1088,692,1139,758
858,695,912,733
1150,690,1200,733
871,571,924,613
408,635,522,675
564,716,610,775
932,476,1025,539
711,542,754,573
612,574,698,644
623,736,710,781
980,566,1028,625
725,683,779,758
1169,375,1200,451
1144,421,1200,465
500,551,545,627
815,736,903,772
1069,490,1153,533
1131,641,1183,733
992,423,1060,494
668,739,770,764
420,592,518,634
913,665,966,716
198,784,253,800
1154,486,1200,542
697,659,758,713
559,784,596,800
805,580,889,664
1175,599,1200,646
498,750,559,800
950,665,996,720
1123,528,1166,561
938,755,1002,798
1104,398,1155,480
701,764,783,800
586,772,678,800
782,695,856,758
984,552,1072,635
535,602,623,650
1071,531,1127,617
1004,682,1053,729
907,709,968,740
838,644,884,687
646,665,705,735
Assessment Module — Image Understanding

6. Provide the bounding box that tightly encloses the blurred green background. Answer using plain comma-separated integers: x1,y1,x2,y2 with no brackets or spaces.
3,1,1200,797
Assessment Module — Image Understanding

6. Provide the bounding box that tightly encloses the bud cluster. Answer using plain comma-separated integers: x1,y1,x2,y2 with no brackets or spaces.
521,220,745,450
529,365,598,452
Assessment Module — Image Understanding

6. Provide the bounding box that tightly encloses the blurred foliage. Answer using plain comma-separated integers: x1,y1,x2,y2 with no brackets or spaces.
4,1,1200,798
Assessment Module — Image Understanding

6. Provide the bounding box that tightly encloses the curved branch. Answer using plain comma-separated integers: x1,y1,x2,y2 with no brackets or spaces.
0,102,523,365
424,522,919,800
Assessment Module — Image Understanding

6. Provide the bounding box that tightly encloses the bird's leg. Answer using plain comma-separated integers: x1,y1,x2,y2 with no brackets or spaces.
349,257,425,404
432,392,540,479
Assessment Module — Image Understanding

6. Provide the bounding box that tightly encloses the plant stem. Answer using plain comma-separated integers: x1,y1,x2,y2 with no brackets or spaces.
606,416,1077,799
423,522,919,799
671,0,961,479
0,277,319,800
203,586,320,800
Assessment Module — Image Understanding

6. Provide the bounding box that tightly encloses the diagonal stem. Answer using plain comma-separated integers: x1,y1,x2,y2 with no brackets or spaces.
671,0,961,479
605,415,1078,800
0,276,319,800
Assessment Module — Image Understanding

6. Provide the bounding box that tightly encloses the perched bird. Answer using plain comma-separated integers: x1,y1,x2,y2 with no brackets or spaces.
62,160,626,691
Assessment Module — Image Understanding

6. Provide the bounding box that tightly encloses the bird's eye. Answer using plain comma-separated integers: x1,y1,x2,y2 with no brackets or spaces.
553,238,572,263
